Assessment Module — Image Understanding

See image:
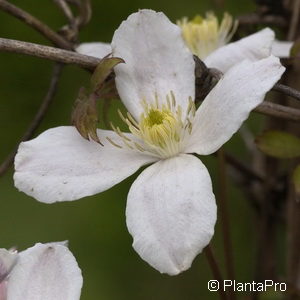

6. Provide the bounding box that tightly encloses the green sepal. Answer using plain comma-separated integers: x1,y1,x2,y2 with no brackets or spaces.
89,56,124,93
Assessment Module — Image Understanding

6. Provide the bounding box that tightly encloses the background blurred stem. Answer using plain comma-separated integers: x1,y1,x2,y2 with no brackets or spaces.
285,1,300,298
0,0,73,49
253,156,279,300
287,0,300,41
1,37,300,119
217,149,236,300
273,84,300,102
204,245,228,300
254,101,300,122
0,63,64,176
0,0,92,176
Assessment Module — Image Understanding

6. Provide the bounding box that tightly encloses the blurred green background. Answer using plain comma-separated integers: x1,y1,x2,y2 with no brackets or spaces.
0,0,278,299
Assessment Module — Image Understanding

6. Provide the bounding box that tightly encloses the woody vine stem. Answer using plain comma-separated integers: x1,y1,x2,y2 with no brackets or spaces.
1,1,300,300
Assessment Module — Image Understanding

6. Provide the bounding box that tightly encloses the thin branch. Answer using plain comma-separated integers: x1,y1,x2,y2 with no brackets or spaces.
54,0,75,23
0,63,64,176
211,151,264,213
217,149,236,300
1,38,300,121
54,0,91,42
273,83,300,101
237,13,287,28
239,125,257,152
204,245,228,300
287,0,300,41
0,37,99,70
224,153,265,183
0,0,73,50
54,0,91,28
66,0,81,5
254,101,300,122
76,0,92,29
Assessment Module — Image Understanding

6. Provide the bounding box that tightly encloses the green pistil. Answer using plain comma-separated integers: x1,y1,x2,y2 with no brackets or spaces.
192,15,203,24
145,109,166,127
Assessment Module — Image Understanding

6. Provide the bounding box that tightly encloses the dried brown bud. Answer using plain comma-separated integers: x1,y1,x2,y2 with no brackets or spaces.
72,56,124,144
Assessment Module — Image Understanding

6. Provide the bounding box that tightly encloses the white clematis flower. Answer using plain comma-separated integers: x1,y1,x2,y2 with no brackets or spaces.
177,12,238,60
177,12,293,73
76,11,292,74
0,242,82,300
14,9,285,275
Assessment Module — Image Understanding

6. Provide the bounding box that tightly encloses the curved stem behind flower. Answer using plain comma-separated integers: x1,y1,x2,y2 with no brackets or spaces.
0,0,73,50
204,245,228,300
272,84,300,102
0,63,64,176
288,0,300,41
217,148,236,300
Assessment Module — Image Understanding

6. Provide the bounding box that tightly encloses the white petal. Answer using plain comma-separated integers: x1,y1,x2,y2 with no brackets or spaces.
186,55,285,155
0,282,7,300
6,242,82,300
204,28,274,73
14,126,157,203
112,9,195,120
126,154,216,275
0,249,18,281
271,40,293,58
75,42,111,58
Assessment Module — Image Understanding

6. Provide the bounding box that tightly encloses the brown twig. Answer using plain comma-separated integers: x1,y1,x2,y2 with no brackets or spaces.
204,245,228,300
0,0,73,50
54,0,92,42
0,63,64,176
1,38,300,121
287,0,300,41
254,101,300,122
54,0,75,23
238,13,288,28
76,0,92,29
273,83,300,102
285,1,300,293
0,37,99,70
217,149,236,300
224,153,265,183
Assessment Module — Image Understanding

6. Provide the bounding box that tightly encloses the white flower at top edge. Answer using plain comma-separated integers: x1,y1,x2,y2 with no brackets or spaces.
76,10,292,74
177,12,238,60
0,242,82,300
177,11,293,73
14,9,285,275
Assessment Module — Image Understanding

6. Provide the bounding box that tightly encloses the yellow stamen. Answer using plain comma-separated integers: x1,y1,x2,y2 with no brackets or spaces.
109,92,196,158
106,137,122,148
177,12,238,59
140,109,179,148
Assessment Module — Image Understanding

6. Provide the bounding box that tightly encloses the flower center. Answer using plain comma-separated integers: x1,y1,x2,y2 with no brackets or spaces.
143,109,172,126
177,12,238,59
139,108,180,149
107,92,195,158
